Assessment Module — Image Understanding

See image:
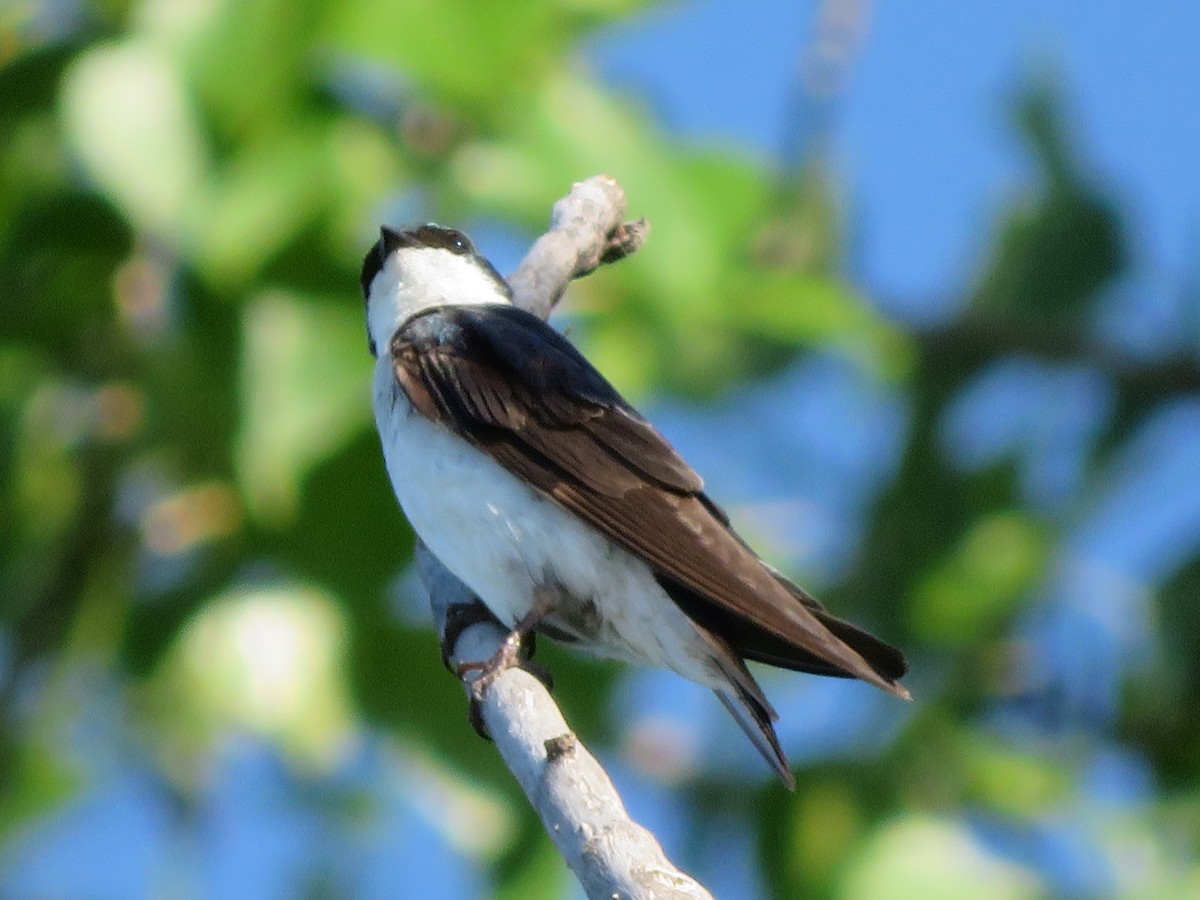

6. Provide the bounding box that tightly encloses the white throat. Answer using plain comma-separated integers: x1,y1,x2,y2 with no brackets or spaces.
367,246,510,354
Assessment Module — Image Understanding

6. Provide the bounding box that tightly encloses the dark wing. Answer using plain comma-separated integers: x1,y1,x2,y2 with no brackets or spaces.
391,304,908,695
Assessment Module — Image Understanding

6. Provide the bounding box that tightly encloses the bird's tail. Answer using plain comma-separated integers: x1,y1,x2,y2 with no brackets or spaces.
693,625,797,788
713,684,795,790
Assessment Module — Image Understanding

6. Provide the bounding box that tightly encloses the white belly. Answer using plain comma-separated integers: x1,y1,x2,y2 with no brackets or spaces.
372,359,718,682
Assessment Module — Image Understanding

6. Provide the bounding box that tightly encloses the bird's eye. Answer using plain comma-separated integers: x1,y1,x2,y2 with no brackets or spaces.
414,225,474,255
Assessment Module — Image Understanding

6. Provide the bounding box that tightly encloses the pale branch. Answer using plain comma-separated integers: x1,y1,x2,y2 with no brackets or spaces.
506,175,649,321
416,176,711,900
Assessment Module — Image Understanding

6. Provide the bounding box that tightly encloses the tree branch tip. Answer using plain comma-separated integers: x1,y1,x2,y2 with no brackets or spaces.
601,218,649,265
550,175,628,229
572,217,649,279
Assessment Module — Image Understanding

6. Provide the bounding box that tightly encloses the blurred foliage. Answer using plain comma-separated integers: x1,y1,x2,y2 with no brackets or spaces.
2,1,1199,898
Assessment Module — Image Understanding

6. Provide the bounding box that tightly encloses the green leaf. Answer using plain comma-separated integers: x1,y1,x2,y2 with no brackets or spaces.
728,269,912,380
840,815,1043,900
178,0,325,140
909,512,1047,646
191,124,334,286
61,39,210,243
0,736,79,840
147,584,356,779
974,82,1125,321
959,731,1072,817
327,0,607,111
236,290,371,523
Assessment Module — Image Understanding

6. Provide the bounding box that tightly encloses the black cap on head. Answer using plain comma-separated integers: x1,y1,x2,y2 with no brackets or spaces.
403,224,474,255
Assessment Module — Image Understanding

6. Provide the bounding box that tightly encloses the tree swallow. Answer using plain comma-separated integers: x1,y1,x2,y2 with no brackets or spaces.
362,224,909,787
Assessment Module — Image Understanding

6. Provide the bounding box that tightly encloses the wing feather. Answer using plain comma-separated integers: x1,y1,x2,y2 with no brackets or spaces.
391,305,907,695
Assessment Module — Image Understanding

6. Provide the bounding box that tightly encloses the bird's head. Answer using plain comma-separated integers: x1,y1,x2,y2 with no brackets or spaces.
360,224,511,356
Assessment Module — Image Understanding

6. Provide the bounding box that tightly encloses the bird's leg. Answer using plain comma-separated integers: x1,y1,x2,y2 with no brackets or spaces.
455,589,554,689
455,587,557,739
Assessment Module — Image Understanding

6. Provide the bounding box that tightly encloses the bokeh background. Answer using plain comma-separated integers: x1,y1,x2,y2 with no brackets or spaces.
3,0,1199,897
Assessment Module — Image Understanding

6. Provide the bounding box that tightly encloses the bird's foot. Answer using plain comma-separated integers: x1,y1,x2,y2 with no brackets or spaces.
446,590,558,741
456,629,524,694
455,628,554,741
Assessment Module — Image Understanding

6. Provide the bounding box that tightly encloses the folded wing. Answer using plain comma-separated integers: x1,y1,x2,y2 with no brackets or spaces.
390,304,908,696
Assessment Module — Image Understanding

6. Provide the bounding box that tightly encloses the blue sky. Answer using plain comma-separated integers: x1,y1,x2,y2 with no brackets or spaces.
590,0,1200,306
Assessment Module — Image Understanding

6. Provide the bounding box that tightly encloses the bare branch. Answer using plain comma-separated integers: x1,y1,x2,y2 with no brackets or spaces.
417,177,711,899
506,175,649,320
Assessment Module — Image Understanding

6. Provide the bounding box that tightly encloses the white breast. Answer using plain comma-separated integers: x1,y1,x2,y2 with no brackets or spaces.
371,356,721,684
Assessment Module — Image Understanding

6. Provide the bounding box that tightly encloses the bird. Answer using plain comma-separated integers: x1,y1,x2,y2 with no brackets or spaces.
361,223,909,788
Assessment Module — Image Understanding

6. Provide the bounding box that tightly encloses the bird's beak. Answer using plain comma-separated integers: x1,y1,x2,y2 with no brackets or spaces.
380,225,422,253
